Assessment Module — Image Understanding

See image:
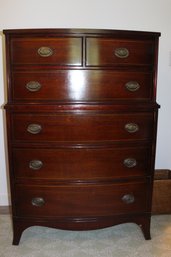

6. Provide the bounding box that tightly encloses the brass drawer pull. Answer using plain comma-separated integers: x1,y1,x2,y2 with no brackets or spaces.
31,197,45,207
114,47,129,58
38,46,53,57
122,194,135,204
125,81,140,92
125,123,139,133
124,158,137,168
26,81,42,92
29,160,43,170
27,124,42,134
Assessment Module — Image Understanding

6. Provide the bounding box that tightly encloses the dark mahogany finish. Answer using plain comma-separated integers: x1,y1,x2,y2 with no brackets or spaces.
11,37,82,66
15,181,149,217
12,112,153,142
13,146,151,180
86,38,155,66
12,70,153,102
3,28,160,245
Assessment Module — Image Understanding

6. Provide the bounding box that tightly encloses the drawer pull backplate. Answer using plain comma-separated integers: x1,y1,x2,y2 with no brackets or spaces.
38,46,53,57
114,47,129,58
123,158,137,168
122,194,135,204
125,81,140,92
26,81,42,92
31,197,45,207
125,123,139,133
29,160,43,170
27,124,42,134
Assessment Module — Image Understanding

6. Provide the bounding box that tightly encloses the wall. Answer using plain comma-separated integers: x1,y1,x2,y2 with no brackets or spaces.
0,0,171,205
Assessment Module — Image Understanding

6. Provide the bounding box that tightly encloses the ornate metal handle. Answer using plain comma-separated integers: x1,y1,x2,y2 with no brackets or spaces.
31,197,45,207
29,160,43,170
122,194,135,204
123,158,137,168
26,81,42,92
125,123,139,133
125,81,140,92
114,47,129,58
27,124,42,134
38,46,53,57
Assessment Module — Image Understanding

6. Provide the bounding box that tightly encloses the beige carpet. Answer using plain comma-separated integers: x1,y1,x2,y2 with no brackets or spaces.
0,215,171,257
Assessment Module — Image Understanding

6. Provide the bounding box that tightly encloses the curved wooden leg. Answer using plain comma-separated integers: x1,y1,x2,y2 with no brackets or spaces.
12,221,24,245
12,218,30,245
139,217,151,240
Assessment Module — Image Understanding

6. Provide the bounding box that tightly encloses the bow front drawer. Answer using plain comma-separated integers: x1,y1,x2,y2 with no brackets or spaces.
10,37,82,66
13,146,151,180
11,112,154,142
15,181,149,217
12,70,152,102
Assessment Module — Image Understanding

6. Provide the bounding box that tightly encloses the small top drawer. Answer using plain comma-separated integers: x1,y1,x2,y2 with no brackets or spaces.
86,38,154,67
10,37,82,66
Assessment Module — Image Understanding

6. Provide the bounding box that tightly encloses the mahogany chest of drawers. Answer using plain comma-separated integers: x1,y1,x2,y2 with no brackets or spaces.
3,28,160,245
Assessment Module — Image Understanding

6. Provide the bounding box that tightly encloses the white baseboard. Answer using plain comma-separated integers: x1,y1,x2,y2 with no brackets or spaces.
0,194,10,206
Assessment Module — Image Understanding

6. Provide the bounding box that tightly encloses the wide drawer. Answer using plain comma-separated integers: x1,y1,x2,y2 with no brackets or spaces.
15,181,149,217
86,38,154,66
11,113,154,142
12,146,151,180
10,37,82,66
12,70,152,102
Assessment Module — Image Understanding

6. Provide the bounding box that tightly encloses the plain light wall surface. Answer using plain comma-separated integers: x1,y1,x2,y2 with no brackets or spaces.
0,0,171,205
